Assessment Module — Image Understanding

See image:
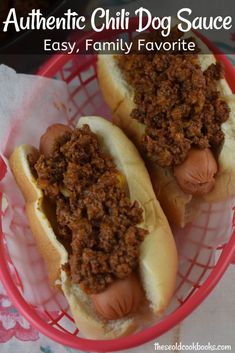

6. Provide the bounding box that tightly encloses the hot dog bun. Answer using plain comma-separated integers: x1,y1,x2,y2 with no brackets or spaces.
9,116,178,339
97,40,235,227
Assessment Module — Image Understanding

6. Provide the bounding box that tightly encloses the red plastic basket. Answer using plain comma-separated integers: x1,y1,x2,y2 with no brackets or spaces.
0,19,235,352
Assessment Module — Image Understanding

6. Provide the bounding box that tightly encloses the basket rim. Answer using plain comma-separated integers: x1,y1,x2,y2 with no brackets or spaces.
1,18,235,351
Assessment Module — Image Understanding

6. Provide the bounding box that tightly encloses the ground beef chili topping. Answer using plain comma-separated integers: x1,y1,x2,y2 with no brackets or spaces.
116,32,230,168
31,124,147,294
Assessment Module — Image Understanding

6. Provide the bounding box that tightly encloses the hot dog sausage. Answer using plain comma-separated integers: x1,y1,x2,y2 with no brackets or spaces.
91,273,143,320
40,124,72,158
174,148,218,196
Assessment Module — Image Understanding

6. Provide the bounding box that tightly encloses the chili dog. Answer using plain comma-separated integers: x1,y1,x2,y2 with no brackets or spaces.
97,30,235,227
9,116,177,339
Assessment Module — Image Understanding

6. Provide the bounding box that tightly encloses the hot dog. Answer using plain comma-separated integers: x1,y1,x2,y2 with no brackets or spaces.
9,116,178,339
39,123,144,320
97,30,235,227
